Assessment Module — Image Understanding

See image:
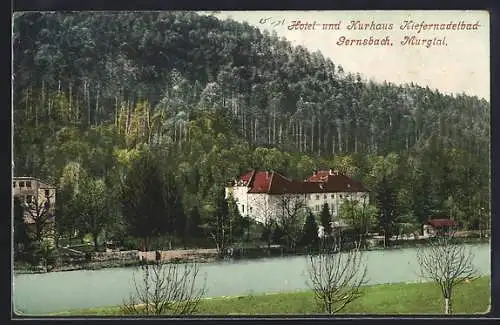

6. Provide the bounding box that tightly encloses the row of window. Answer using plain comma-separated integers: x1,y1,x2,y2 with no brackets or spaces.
308,193,359,201
241,205,253,213
17,194,53,204
13,187,51,197
240,194,365,215
313,203,338,212
13,181,32,188
18,195,34,203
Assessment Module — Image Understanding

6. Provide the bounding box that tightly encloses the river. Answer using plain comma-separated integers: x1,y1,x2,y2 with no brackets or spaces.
13,243,491,315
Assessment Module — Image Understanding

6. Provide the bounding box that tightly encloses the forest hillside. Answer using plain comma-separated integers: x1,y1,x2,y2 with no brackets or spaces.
12,11,490,249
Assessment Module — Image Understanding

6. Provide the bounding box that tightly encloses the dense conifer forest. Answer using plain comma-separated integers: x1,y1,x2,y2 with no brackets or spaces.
13,12,490,254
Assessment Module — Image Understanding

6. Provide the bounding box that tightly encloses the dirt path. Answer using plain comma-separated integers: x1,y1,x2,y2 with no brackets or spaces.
138,248,218,262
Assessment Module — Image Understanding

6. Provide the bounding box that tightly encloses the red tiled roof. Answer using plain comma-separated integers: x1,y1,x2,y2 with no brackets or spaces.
247,171,274,193
239,171,254,183
427,218,457,228
307,170,333,182
241,170,369,194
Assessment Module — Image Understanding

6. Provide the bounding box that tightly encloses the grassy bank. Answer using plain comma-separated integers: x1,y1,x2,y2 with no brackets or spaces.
47,276,490,316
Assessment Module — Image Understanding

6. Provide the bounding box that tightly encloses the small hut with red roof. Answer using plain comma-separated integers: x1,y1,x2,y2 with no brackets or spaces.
423,217,457,237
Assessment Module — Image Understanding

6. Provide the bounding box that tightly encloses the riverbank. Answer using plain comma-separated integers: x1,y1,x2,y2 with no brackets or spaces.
14,237,490,274
45,276,490,316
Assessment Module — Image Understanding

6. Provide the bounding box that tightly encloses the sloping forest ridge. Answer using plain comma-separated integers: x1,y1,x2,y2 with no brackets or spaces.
13,12,490,254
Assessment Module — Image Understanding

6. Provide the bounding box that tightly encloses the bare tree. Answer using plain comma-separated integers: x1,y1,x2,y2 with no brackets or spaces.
23,192,56,243
276,193,306,249
121,260,207,316
416,233,477,314
306,240,367,314
205,217,229,259
248,195,277,250
477,207,489,239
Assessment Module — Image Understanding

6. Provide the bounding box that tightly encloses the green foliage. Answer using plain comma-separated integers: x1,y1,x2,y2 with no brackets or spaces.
120,149,180,250
14,196,30,251
187,206,203,239
340,199,378,236
12,11,490,252
202,186,231,258
394,212,420,236
301,211,319,248
271,224,284,245
227,195,247,243
319,203,332,236
75,176,115,251
374,175,398,245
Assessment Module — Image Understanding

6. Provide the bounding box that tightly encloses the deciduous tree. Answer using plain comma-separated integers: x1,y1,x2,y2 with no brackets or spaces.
122,261,207,315
416,233,477,314
306,240,367,314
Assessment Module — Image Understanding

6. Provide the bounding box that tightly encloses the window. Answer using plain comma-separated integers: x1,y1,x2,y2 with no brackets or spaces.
26,195,33,203
340,194,343,199
250,206,253,212
26,181,32,188
331,194,335,199
242,205,245,213
12,182,16,188
323,194,327,199
316,195,320,200
45,189,50,197
19,182,25,187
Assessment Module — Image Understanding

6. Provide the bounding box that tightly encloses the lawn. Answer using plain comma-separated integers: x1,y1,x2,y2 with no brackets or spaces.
46,276,490,316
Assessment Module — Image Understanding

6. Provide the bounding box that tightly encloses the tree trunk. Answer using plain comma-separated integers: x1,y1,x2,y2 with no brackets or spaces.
273,108,276,144
254,118,258,143
384,229,390,248
311,116,314,153
337,124,342,153
55,232,60,249
95,83,100,125
354,133,358,153
38,82,42,128
318,119,321,156
268,117,271,145
93,232,99,252
267,233,271,256
444,297,452,314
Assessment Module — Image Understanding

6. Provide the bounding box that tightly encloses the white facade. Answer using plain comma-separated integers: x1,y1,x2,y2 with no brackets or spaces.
13,177,56,224
226,184,368,224
226,185,270,223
